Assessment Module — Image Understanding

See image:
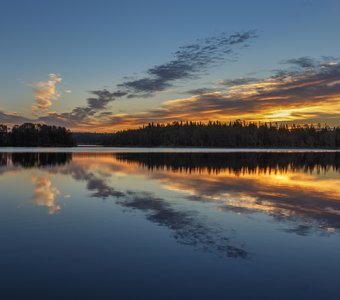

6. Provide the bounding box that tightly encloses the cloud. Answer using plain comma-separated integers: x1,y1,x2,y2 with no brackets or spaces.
32,175,61,214
0,111,31,124
219,77,260,87
32,73,62,113
37,30,256,124
117,31,257,97
81,90,127,112
186,88,217,95
1,55,339,132
101,56,340,129
282,56,316,68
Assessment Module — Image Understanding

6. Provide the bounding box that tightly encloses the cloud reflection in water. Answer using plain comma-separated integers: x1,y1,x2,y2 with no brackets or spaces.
1,151,340,257
115,152,340,234
32,176,61,214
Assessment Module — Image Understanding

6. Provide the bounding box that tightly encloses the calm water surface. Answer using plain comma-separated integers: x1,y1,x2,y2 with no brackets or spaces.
0,150,340,299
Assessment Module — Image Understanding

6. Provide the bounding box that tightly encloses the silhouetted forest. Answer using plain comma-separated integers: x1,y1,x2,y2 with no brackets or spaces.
72,132,110,145
0,123,75,147
2,121,340,148
102,121,340,148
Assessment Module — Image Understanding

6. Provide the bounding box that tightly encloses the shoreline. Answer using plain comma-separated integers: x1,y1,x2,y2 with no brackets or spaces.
0,147,340,153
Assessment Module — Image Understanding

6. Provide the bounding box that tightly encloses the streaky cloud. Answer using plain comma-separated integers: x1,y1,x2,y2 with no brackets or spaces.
117,31,257,96
282,57,316,68
219,77,260,87
2,56,339,131
103,56,340,129
186,88,217,95
50,30,257,123
0,111,31,124
86,90,128,111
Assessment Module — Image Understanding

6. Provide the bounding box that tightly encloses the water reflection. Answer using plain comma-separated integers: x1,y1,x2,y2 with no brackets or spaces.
116,152,340,234
119,191,248,258
32,176,61,214
0,152,72,168
1,151,340,256
51,156,248,258
115,152,340,174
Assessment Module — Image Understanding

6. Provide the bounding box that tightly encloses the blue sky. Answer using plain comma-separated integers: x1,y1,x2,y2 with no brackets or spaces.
1,0,340,131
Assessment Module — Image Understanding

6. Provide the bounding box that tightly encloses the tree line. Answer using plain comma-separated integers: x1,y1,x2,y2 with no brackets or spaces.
72,132,111,145
101,121,340,148
0,123,75,147
2,121,340,148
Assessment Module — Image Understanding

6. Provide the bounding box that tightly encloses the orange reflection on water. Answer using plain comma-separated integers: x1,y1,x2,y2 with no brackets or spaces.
79,153,340,232
32,175,61,214
2,152,339,232
139,165,340,220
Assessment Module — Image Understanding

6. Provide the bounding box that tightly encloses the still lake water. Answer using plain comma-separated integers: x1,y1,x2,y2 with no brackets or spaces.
0,149,340,300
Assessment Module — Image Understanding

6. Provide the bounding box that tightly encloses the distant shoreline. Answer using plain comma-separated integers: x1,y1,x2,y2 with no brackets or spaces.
0,147,340,153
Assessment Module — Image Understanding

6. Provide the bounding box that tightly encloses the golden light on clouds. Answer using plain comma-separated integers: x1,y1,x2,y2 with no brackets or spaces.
88,64,340,131
32,73,62,114
3,152,338,230
56,153,340,232
32,175,61,214
1,57,339,132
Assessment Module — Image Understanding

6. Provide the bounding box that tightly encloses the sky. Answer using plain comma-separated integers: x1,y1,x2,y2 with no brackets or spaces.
0,0,340,132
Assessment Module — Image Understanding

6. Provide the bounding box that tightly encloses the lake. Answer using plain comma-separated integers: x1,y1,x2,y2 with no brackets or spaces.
0,149,339,300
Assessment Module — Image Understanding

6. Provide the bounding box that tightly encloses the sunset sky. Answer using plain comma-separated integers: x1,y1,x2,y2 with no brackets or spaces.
1,0,340,132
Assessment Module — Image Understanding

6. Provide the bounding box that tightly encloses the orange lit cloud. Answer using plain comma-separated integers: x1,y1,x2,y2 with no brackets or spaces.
99,59,340,131
32,73,62,113
32,175,61,214
1,57,340,131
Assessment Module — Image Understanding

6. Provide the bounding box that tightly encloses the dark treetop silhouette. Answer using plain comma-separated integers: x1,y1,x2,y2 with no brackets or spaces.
2,121,340,148
98,121,340,148
0,123,75,147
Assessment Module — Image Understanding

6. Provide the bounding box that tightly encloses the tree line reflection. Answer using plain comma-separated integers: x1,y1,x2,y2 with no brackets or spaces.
1,151,340,257
115,152,340,175
1,151,340,174
0,152,72,168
